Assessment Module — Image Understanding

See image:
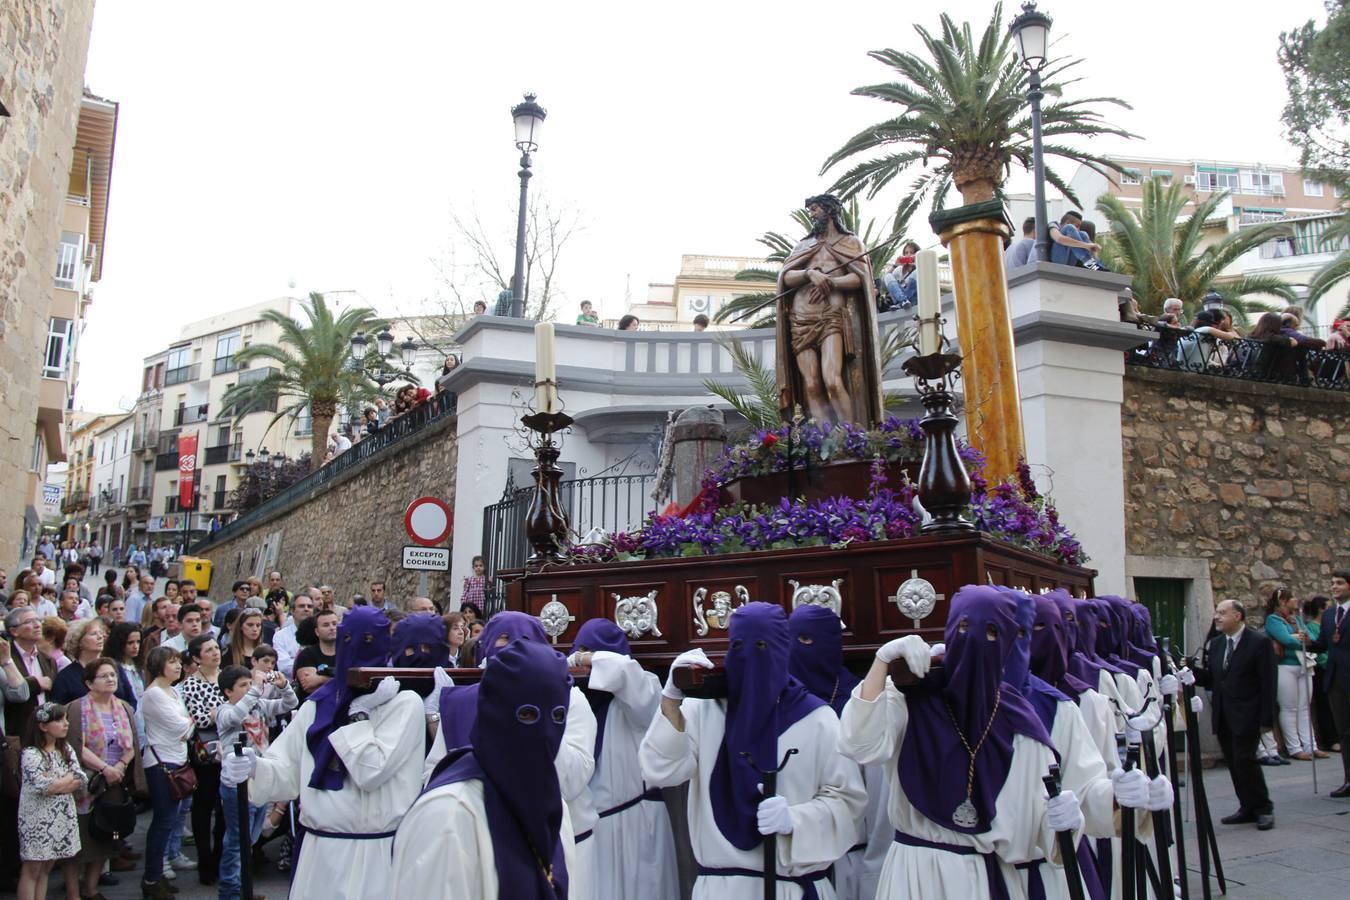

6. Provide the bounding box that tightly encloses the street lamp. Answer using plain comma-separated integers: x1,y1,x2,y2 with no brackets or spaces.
272,451,286,471
1009,1,1053,262
509,92,547,318
349,330,418,387
1202,288,1226,313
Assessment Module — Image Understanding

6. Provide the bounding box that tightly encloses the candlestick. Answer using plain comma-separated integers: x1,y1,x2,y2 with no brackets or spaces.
534,322,558,414
916,250,941,355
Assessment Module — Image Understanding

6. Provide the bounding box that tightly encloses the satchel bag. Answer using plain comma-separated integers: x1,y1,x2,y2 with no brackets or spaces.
88,776,137,842
146,745,197,801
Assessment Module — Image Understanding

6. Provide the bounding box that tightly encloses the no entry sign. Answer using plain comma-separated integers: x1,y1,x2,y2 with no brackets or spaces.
404,496,452,547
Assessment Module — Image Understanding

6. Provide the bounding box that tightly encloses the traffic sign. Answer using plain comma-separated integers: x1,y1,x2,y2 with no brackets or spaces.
404,496,452,546
402,545,450,571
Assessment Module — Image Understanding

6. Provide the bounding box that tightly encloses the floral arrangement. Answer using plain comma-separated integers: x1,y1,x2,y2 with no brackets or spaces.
706,416,933,486
571,448,1087,566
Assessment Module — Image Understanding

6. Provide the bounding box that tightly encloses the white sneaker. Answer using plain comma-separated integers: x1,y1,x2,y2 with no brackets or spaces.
169,854,197,870
162,863,177,881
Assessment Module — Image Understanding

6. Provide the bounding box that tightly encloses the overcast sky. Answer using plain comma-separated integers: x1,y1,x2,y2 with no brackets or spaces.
75,0,1329,412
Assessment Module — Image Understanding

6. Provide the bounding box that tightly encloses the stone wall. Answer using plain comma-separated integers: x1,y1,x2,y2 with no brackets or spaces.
0,0,97,566
1122,366,1350,609
195,414,458,609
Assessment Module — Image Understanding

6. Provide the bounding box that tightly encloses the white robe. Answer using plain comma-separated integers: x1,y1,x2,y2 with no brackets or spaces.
1013,698,1117,900
640,697,866,899
388,776,579,900
835,760,887,900
586,651,680,900
837,681,1060,900
424,684,598,899
248,690,425,900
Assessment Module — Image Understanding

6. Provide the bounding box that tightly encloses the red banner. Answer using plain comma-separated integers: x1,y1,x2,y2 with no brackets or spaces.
178,434,198,508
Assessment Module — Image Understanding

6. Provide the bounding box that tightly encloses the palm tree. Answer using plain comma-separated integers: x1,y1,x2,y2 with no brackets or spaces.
714,199,906,328
821,4,1132,220
1306,213,1350,319
1096,181,1299,323
218,293,389,471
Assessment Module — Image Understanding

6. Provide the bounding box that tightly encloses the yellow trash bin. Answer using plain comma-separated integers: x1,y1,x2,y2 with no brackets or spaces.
180,557,212,594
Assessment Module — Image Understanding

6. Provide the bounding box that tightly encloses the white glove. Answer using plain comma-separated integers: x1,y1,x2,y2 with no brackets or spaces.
756,795,794,835
349,676,400,718
876,635,932,678
1111,768,1149,808
1128,711,1161,734
662,648,713,701
221,748,257,787
1146,775,1174,812
1189,695,1204,714
1177,667,1195,687
929,643,946,660
1045,789,1084,832
566,650,582,667
424,667,455,716
1159,674,1179,697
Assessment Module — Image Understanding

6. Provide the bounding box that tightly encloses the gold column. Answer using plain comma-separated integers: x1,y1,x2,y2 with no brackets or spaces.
931,201,1025,485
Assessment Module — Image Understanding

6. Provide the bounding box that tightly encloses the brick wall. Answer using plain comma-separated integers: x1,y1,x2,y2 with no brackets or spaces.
196,415,459,609
0,0,97,565
1122,366,1350,609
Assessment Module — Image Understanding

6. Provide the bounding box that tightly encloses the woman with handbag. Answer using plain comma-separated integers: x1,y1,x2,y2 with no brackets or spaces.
141,646,195,899
66,658,142,900
1265,586,1320,760
180,634,227,887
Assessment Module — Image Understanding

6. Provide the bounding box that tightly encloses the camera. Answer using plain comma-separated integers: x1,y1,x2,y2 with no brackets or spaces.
896,255,915,266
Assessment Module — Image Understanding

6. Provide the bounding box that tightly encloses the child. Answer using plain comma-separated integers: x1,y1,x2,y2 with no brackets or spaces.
18,702,86,900
215,664,298,900
458,556,486,613
576,300,601,326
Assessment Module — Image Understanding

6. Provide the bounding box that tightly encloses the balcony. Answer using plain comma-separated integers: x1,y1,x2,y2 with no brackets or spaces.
213,357,239,376
127,485,152,506
155,450,180,472
131,429,158,453
163,364,201,387
164,496,196,514
61,489,89,513
173,404,209,427
93,489,122,515
213,490,231,510
204,443,242,465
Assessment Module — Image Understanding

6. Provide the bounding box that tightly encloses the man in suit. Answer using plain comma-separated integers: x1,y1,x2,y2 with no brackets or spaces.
1182,598,1276,829
1305,569,1350,797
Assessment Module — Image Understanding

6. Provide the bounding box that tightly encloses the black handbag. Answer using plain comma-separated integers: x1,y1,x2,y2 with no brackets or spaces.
88,778,137,842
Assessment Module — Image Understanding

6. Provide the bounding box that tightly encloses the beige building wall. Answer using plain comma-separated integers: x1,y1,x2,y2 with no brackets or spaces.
140,298,315,545
0,0,99,567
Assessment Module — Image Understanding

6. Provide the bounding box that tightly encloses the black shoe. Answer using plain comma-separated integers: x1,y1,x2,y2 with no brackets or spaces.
1329,783,1350,798
1220,810,1256,824
1278,756,1293,766
1259,756,1283,767
1257,813,1275,830
98,873,119,886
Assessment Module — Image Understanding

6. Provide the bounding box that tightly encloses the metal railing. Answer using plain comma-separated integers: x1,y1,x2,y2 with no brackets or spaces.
481,471,658,612
127,486,152,504
132,429,157,452
212,490,230,510
164,364,200,386
192,391,457,551
61,489,89,513
174,405,209,427
1126,322,1349,390
204,443,241,465
155,450,179,472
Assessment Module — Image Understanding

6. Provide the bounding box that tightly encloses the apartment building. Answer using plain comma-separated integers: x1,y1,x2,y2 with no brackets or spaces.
628,254,777,330
0,1,109,565
88,414,135,553
133,298,313,546
60,411,124,544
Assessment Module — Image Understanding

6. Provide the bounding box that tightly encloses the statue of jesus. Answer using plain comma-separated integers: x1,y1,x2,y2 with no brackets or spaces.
775,194,884,428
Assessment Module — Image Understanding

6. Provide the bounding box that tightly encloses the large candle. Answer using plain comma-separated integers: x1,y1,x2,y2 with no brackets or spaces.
534,322,558,413
916,250,941,355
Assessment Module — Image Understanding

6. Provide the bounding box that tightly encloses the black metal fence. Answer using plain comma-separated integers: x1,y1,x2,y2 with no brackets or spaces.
480,471,659,613
1126,323,1349,390
192,392,457,551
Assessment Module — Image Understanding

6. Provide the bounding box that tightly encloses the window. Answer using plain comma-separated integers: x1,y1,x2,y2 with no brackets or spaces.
1335,183,1345,198
1119,168,1142,185
53,232,81,288
1195,170,1240,192
1238,208,1285,224
43,317,73,378
164,346,195,386
1303,179,1324,197
214,330,241,375
1150,169,1173,185
1240,170,1284,195
296,404,312,436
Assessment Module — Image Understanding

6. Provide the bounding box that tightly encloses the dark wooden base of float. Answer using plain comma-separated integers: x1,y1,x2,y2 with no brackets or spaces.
502,531,1094,674
724,459,919,507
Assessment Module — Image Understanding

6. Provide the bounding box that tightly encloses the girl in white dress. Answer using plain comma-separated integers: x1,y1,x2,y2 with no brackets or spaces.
18,702,87,900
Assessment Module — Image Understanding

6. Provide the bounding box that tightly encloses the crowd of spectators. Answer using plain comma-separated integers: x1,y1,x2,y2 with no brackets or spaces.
0,565,494,899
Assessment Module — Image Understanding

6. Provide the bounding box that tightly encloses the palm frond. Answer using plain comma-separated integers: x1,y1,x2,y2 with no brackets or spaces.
702,337,781,430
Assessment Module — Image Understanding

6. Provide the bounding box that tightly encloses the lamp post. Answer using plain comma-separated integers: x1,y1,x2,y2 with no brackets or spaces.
348,329,419,387
509,93,547,318
1010,2,1053,262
